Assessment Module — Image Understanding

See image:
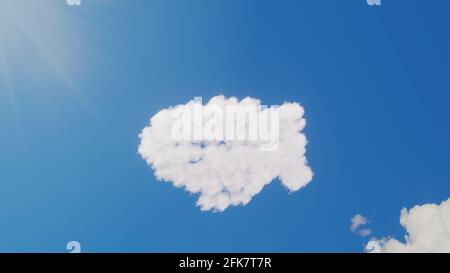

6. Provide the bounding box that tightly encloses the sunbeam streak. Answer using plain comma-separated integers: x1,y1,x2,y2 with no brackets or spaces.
0,0,102,126
0,39,23,140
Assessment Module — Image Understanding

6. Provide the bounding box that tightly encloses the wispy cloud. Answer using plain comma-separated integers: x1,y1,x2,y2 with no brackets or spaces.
350,214,371,237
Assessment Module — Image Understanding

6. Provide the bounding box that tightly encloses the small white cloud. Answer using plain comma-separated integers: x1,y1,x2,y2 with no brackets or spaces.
357,228,372,237
350,214,371,237
368,197,450,253
138,95,313,212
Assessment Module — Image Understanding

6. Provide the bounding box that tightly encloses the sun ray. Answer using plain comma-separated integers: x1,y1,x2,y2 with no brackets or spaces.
0,0,105,123
12,14,101,122
0,38,24,141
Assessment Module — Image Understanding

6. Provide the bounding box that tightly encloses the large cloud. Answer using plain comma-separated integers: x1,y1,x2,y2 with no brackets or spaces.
368,198,450,253
138,95,313,211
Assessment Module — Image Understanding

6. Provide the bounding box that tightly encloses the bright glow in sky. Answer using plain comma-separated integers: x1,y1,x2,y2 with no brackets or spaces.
0,0,449,253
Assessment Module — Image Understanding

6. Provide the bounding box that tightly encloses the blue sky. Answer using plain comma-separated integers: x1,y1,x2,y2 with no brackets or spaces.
0,0,449,252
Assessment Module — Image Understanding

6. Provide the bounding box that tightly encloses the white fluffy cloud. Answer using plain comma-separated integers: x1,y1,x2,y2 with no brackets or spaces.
370,197,450,253
350,214,371,237
138,95,313,212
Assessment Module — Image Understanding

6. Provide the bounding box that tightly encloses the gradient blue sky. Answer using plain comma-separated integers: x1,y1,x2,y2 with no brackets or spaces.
0,0,449,252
